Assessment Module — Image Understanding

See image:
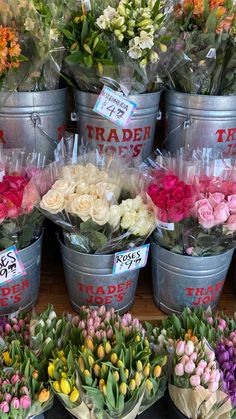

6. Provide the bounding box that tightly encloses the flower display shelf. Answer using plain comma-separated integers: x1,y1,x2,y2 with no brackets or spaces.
36,223,236,321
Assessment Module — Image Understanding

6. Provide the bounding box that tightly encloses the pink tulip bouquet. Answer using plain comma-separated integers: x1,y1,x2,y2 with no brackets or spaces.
144,149,236,256
169,337,233,418
0,341,53,418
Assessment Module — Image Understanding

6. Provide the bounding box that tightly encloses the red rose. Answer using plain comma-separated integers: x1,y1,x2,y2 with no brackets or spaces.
3,175,28,191
0,180,9,194
171,186,185,202
163,175,179,191
0,202,8,223
3,192,22,218
147,184,160,200
168,202,185,222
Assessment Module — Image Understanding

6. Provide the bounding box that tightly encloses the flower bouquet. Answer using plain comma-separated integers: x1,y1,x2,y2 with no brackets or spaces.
0,0,78,91
144,149,236,256
0,340,53,418
169,337,233,418
48,305,167,418
58,0,169,94
0,149,45,250
34,147,155,254
158,0,236,94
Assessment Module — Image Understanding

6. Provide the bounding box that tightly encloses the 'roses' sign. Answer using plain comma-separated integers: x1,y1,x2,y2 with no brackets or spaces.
0,246,25,284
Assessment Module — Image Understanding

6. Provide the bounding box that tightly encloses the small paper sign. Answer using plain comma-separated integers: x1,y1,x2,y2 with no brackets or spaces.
0,246,25,285
113,244,149,275
93,86,137,127
156,220,175,231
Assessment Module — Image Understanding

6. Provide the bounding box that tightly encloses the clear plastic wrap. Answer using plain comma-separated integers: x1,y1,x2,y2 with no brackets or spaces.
0,0,78,92
143,148,236,256
58,0,169,94
0,149,45,250
157,0,236,95
33,139,155,254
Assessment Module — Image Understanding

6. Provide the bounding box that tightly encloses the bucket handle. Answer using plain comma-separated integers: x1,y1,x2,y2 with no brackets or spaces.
31,113,58,145
157,110,162,121
71,111,79,122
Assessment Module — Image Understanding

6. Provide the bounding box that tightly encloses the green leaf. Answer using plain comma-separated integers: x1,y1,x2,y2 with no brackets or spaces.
89,231,108,252
81,17,89,45
106,371,116,409
60,28,75,41
65,52,85,65
152,0,161,17
83,386,105,410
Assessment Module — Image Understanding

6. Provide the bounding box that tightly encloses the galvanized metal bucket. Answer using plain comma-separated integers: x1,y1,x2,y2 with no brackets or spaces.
165,91,236,157
0,88,67,161
0,234,43,316
73,90,162,160
151,242,233,315
59,239,140,314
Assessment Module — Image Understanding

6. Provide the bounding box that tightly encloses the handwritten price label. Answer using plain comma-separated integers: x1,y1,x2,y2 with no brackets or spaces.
93,86,137,127
156,220,175,231
0,246,25,285
113,244,150,275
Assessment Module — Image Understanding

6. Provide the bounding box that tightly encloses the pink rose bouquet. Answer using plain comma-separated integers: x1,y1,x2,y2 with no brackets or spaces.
0,150,45,250
169,337,233,417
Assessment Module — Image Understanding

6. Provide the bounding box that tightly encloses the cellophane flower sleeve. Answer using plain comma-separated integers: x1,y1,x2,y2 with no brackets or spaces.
157,0,236,94
0,149,45,251
34,138,156,254
58,0,169,94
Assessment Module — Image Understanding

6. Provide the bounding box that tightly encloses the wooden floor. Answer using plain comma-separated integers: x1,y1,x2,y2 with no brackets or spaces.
36,223,236,322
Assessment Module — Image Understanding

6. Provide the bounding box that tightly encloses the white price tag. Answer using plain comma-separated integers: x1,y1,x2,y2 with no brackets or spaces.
93,86,137,127
0,246,25,285
156,220,175,231
206,48,216,59
113,244,149,275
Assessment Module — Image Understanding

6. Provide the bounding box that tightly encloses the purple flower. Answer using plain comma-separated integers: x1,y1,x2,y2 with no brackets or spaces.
219,352,230,364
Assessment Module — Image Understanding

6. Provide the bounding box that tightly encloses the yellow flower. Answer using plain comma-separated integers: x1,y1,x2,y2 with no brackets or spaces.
38,389,50,403
78,357,85,372
53,381,61,392
111,353,118,365
146,379,153,391
136,360,143,371
97,345,105,360
125,369,129,379
113,371,120,382
86,338,94,352
93,364,101,377
48,362,56,379
88,355,95,367
60,378,71,395
32,370,38,380
61,372,67,378
135,372,142,387
99,378,105,391
143,366,150,377
119,382,127,395
69,387,80,403
84,369,91,378
153,365,162,378
3,352,12,366
105,342,112,354
129,379,136,391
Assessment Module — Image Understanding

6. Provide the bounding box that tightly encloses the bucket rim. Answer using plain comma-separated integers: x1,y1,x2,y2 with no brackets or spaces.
58,236,115,260
74,89,163,99
150,239,234,261
0,87,67,98
165,90,236,100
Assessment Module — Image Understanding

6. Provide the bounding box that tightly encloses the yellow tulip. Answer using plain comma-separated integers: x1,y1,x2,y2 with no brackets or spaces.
93,364,101,378
129,379,136,391
53,381,61,392
146,379,153,391
105,342,111,354
99,378,105,391
113,371,119,382
60,378,71,395
111,353,118,365
38,389,50,403
69,387,80,403
135,372,142,387
143,366,150,377
153,365,162,378
48,362,56,379
78,357,85,372
3,352,12,366
84,369,91,378
119,382,127,395
86,338,94,352
136,360,142,372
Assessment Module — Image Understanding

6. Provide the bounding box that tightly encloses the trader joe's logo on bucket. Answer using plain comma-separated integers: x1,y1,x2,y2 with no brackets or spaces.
78,279,133,306
185,280,224,306
216,127,236,156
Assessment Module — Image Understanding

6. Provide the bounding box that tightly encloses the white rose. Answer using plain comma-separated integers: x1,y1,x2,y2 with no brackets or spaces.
132,195,146,211
97,170,109,182
90,183,99,197
64,194,77,211
69,194,94,221
129,210,155,236
120,210,137,230
90,199,110,226
109,205,123,229
62,165,85,180
96,182,120,202
40,190,65,214
52,179,76,196
76,181,90,195
96,15,110,29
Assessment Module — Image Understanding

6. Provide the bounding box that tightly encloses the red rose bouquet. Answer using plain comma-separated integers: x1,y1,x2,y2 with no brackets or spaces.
0,150,45,250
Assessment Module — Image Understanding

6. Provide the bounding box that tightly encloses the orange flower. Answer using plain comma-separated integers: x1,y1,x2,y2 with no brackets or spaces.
183,0,194,12
193,0,204,15
210,0,225,10
0,25,21,77
216,14,234,32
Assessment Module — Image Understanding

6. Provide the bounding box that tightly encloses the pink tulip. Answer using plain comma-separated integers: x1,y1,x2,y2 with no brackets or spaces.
4,324,12,334
87,318,94,328
195,367,204,376
5,393,11,403
190,375,201,387
91,310,98,318
106,328,113,339
208,380,219,392
0,401,9,413
11,374,20,385
18,319,25,329
95,331,101,340
78,320,85,329
198,360,207,369
82,330,87,338
19,395,31,410
175,363,185,377
201,372,211,384
11,397,20,410
98,306,106,316
190,352,198,362
176,341,186,356
207,351,215,362
207,317,214,325
185,340,194,356
219,319,227,329
181,355,190,365
185,361,195,374
218,325,224,332
20,386,29,396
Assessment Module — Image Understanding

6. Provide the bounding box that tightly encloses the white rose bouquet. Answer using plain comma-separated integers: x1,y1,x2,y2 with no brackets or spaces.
33,148,155,254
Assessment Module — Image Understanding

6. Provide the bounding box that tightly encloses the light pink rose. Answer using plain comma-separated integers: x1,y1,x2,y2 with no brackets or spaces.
174,363,185,376
214,202,230,224
198,204,216,229
190,375,201,387
225,214,236,232
209,193,225,208
192,198,212,218
227,195,236,213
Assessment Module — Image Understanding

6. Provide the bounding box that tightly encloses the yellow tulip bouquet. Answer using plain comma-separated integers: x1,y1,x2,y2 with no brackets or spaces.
48,305,167,419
